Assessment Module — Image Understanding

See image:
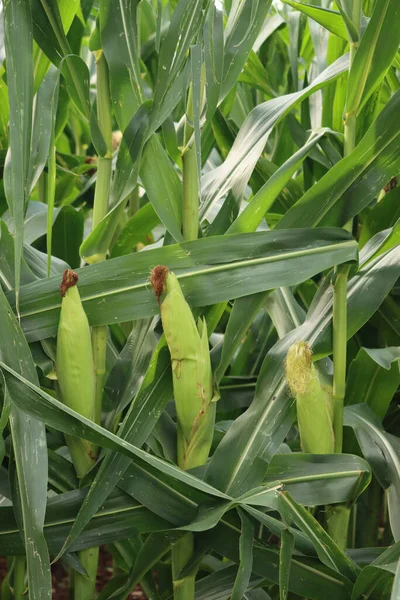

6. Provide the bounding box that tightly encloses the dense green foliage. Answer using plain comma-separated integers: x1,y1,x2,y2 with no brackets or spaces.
0,0,399,598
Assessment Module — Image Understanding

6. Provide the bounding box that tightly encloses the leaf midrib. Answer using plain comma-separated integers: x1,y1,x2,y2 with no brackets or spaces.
18,239,356,319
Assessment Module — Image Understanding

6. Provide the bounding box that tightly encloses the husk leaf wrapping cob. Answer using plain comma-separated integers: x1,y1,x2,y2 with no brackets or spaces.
56,270,97,479
286,341,334,454
151,265,218,599
150,266,218,471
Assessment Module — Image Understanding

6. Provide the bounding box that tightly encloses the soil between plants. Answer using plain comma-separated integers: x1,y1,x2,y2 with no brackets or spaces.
0,547,147,599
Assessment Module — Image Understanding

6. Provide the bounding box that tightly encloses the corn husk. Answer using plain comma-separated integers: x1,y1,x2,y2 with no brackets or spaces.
57,270,97,477
150,266,218,470
286,341,334,454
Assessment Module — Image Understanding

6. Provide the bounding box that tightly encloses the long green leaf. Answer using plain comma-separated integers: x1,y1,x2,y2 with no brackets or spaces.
276,492,358,581
279,528,295,600
228,129,331,234
231,509,254,600
202,521,352,600
346,0,400,116
282,1,348,40
278,89,400,229
99,0,143,131
220,0,272,102
265,453,371,506
0,486,169,556
391,560,400,600
351,543,400,600
3,0,34,307
200,54,349,218
0,362,232,500
345,347,400,420
59,338,172,557
13,228,357,341
28,65,59,194
344,404,400,541
0,287,51,598
205,243,400,496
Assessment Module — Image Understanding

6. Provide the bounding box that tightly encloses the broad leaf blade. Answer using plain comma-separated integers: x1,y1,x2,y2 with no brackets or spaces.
14,228,358,341
346,0,400,116
3,0,34,306
0,286,51,599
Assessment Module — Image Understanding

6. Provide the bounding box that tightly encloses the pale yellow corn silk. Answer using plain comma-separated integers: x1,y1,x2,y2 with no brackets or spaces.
150,266,218,469
286,341,334,454
286,341,314,396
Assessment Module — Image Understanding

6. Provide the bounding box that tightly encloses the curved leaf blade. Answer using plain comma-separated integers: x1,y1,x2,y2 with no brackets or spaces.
14,228,358,341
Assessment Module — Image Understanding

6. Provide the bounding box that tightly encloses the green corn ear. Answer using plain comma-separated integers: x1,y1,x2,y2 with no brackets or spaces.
57,270,97,477
286,341,334,454
150,266,218,470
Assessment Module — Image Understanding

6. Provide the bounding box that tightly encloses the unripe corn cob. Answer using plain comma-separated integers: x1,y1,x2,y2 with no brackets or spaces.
150,266,218,471
286,341,334,454
57,270,97,478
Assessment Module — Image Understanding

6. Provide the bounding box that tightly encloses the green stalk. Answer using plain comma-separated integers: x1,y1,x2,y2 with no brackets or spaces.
46,136,56,277
182,144,199,241
182,85,199,242
172,533,195,600
91,50,112,427
171,462,196,599
74,51,112,600
64,436,96,480
343,112,357,159
92,325,107,426
91,51,113,238
151,268,217,600
328,8,360,545
129,186,140,218
74,546,99,600
13,556,25,600
325,504,351,552
92,156,112,234
328,206,352,551
332,264,350,454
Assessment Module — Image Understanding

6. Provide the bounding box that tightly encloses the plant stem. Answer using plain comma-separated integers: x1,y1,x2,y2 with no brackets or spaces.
332,264,350,454
92,325,108,426
129,186,140,218
182,144,199,241
343,112,356,159
338,10,360,422
327,10,360,544
74,546,99,600
182,84,199,242
326,504,351,552
13,556,25,600
92,157,113,234
92,50,112,232
172,441,197,599
46,126,57,277
328,264,352,547
172,533,195,600
74,50,112,600
91,50,113,426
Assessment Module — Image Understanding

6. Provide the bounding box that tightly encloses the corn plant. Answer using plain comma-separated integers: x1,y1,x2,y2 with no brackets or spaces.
0,0,400,599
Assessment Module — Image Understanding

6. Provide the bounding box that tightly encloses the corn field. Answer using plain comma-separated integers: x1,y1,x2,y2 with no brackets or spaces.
0,0,400,598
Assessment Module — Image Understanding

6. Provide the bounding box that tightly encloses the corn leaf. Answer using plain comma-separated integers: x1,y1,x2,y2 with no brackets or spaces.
13,228,358,341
